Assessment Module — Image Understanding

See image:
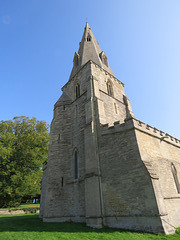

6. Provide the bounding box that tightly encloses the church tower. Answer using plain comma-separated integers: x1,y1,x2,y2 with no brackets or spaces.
40,23,180,234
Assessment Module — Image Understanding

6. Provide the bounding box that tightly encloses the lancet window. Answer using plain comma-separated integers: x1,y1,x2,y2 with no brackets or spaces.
75,83,80,99
87,34,91,42
106,80,113,97
171,163,180,194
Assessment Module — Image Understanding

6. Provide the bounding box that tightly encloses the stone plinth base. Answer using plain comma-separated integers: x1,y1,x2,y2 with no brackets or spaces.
86,217,103,228
103,216,175,235
43,216,85,223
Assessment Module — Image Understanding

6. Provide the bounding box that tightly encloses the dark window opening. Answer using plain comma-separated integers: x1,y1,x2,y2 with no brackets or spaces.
76,84,80,98
63,105,65,110
61,177,64,187
171,163,180,194
74,150,78,179
58,134,61,143
87,35,91,41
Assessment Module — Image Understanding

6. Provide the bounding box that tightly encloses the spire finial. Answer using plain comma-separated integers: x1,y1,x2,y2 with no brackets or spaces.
85,20,89,29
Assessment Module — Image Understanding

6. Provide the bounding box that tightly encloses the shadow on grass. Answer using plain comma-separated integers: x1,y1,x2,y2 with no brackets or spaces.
0,214,126,233
1,214,179,238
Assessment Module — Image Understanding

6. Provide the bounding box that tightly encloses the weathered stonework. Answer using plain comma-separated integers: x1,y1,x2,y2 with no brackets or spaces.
40,23,180,234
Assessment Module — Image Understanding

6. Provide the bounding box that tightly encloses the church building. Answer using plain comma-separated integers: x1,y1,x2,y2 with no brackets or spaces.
40,23,180,234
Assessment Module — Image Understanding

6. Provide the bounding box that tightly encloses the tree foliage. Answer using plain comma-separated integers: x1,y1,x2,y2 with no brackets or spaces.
0,116,49,207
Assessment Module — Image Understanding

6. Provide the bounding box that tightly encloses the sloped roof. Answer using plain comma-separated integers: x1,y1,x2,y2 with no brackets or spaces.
54,92,72,108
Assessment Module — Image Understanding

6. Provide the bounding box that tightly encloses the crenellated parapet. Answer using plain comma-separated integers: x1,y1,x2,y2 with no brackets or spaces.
101,118,134,135
133,119,180,146
101,117,180,147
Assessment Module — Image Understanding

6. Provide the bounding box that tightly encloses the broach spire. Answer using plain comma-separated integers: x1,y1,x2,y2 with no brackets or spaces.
69,22,114,79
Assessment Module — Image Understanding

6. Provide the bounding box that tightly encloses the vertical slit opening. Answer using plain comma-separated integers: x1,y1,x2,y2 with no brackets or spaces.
75,150,78,179
61,177,64,187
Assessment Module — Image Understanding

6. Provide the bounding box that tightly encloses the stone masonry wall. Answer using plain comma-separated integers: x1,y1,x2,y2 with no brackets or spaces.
91,63,127,125
134,120,180,228
42,64,93,222
98,119,166,233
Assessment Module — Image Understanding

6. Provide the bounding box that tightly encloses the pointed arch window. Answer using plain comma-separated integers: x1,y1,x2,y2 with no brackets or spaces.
106,80,113,97
75,83,80,99
74,150,78,179
171,163,180,194
87,34,91,42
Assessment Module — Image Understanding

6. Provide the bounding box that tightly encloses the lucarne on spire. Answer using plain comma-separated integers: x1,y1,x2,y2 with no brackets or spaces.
69,23,114,80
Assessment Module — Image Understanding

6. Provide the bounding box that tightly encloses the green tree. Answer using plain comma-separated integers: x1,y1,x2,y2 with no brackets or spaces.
0,116,49,208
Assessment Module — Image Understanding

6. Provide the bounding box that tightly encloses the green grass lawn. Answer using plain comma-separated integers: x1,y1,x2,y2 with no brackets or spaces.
0,203,40,210
0,214,179,240
18,203,40,208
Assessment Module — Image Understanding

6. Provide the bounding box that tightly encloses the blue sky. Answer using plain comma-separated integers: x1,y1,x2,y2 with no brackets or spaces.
0,0,180,138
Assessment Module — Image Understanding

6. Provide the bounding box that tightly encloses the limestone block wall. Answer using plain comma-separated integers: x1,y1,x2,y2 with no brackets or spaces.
43,96,88,221
99,92,127,125
42,62,95,222
91,63,125,102
133,119,180,228
91,63,127,125
43,107,86,221
98,120,165,233
43,102,74,218
62,63,91,101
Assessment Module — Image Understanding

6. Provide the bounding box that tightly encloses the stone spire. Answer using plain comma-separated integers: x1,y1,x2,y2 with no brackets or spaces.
69,22,114,80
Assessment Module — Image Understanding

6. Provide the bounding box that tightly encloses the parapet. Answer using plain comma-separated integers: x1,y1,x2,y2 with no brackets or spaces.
101,117,180,148
133,119,180,147
101,119,134,135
